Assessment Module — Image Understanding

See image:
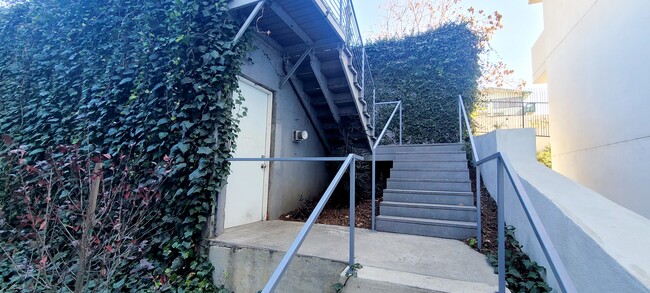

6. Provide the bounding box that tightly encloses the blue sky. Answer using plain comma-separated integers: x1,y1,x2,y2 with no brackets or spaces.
352,0,544,85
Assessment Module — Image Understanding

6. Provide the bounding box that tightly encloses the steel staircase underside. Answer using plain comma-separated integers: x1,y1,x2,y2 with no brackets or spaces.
230,0,373,152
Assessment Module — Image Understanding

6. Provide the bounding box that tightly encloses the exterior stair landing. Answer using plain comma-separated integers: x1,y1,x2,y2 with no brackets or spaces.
376,143,478,240
210,221,499,292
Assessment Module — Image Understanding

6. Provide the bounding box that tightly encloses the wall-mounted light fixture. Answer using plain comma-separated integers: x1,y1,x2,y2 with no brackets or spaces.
292,130,309,142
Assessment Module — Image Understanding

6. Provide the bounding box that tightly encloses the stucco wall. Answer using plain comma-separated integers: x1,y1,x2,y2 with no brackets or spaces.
475,129,650,292
533,0,650,219
239,38,329,220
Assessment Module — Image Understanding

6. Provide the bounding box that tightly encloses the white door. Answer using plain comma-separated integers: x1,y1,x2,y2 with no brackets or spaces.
223,78,272,229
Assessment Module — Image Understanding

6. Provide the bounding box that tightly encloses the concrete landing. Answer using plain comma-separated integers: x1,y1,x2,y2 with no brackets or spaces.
210,220,499,292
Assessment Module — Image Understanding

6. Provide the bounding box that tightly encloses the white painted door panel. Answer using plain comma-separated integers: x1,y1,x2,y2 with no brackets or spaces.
223,78,271,229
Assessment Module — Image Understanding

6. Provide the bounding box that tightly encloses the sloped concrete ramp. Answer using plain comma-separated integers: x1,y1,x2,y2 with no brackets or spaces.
210,220,499,292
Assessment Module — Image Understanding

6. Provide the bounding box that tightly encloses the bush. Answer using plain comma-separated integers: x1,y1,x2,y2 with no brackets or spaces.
366,23,481,144
537,145,552,168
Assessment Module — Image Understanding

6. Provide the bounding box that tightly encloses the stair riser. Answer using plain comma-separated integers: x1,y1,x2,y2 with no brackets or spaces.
383,192,474,205
376,220,476,240
390,170,469,180
393,161,468,170
396,153,466,161
381,206,476,222
387,180,472,192
373,154,466,161
377,145,463,153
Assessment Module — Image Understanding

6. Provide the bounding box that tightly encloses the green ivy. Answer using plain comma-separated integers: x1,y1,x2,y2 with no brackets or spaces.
367,23,481,144
0,0,251,291
487,226,553,292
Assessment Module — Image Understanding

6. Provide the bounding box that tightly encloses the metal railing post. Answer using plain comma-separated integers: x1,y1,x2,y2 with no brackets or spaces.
370,101,401,231
476,167,482,249
399,101,403,145
249,155,362,292
371,151,376,231
458,97,463,143
361,47,366,94
373,89,376,137
338,0,343,26
349,158,356,269
521,102,526,129
497,156,506,293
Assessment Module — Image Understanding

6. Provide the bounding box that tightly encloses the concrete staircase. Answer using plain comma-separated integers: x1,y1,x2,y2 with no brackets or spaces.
375,143,478,240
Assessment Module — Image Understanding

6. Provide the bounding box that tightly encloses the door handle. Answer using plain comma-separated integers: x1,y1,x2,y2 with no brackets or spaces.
261,155,267,169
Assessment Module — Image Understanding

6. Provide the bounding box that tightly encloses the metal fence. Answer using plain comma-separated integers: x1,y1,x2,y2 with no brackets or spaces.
474,87,550,137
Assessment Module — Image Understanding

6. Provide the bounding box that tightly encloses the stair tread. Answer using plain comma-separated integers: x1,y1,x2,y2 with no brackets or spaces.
391,168,469,172
391,159,468,162
377,151,466,154
377,215,477,228
382,201,476,210
384,189,473,196
377,143,464,147
388,178,471,183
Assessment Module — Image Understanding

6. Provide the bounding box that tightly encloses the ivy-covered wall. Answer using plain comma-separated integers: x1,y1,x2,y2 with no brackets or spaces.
0,0,250,291
367,23,481,144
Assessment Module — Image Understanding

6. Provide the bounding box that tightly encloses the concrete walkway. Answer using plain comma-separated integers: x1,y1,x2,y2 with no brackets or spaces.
212,220,498,290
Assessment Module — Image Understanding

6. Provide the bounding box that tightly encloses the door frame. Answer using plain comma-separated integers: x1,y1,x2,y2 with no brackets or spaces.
215,76,274,235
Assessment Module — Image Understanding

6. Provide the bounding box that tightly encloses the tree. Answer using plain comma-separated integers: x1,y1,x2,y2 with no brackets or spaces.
374,0,524,88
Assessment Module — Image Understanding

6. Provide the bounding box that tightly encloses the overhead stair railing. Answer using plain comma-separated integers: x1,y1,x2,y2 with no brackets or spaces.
228,154,363,293
323,0,378,138
370,100,403,230
458,95,577,293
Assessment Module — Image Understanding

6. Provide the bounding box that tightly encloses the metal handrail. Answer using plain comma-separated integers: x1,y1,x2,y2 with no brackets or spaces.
475,153,577,293
458,95,483,248
229,154,362,293
458,97,576,293
371,100,402,230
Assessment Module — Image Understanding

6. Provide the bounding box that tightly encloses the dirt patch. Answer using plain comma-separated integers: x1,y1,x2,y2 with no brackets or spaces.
278,163,497,248
468,165,498,255
476,183,499,255
280,197,378,229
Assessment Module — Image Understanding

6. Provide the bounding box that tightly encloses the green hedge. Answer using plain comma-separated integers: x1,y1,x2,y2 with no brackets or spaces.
0,0,250,291
367,23,481,144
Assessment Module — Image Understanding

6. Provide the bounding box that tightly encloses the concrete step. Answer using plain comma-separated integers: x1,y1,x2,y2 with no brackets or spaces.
390,169,469,180
376,143,464,153
387,178,472,192
376,215,477,239
396,152,466,161
340,265,501,293
374,152,467,161
381,201,476,221
383,189,474,206
393,160,468,170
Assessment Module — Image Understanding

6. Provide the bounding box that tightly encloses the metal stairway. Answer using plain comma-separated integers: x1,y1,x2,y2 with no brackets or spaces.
375,143,478,239
229,0,374,151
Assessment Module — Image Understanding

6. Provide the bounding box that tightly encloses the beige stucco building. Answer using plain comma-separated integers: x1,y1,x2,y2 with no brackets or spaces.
530,0,650,219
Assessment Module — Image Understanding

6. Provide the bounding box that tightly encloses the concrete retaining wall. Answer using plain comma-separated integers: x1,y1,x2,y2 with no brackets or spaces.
210,244,345,292
474,129,650,292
